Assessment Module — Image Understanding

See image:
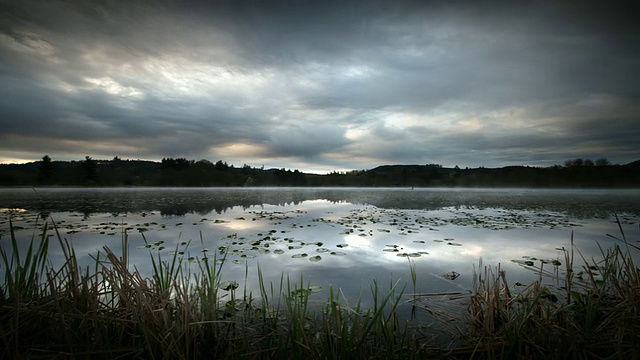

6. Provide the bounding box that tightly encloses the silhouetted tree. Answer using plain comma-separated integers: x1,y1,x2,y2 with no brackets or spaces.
565,158,585,167
37,155,54,185
292,169,307,186
215,160,229,171
595,158,610,166
110,156,122,170
161,157,192,171
81,156,98,184
196,159,213,167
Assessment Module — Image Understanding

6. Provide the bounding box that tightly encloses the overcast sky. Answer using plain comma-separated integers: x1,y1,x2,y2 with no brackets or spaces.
1,1,639,173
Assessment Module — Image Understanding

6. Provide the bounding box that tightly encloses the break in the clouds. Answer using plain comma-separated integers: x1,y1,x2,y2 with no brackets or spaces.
1,0,639,173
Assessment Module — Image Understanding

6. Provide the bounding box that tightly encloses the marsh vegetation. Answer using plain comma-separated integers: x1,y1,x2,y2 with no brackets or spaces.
1,188,639,358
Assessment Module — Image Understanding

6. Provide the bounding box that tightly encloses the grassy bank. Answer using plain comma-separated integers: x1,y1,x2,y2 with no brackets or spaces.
1,216,639,359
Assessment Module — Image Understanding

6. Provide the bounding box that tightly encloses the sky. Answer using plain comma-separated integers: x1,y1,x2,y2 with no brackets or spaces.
1,0,639,174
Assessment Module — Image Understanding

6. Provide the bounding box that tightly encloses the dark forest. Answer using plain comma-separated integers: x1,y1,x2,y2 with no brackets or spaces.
1,156,639,188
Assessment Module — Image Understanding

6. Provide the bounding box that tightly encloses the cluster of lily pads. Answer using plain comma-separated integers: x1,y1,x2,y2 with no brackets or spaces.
214,231,349,265
0,204,587,265
2,205,637,280
195,207,479,265
511,255,563,268
0,203,585,240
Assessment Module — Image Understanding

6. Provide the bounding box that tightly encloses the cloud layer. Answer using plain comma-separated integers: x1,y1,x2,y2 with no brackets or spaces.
1,0,639,172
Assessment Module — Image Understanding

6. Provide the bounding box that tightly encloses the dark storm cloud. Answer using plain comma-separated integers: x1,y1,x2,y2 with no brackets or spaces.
0,0,638,170
268,124,350,158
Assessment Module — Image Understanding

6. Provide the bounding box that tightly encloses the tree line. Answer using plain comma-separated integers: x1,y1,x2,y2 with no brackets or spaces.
1,156,639,188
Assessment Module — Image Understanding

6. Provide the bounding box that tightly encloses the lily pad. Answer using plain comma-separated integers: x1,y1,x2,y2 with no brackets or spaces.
291,285,322,297
220,281,239,291
512,259,535,266
397,253,421,257
441,271,460,280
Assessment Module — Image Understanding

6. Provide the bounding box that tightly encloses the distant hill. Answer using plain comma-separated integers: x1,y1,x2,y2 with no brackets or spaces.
627,159,640,168
1,157,639,188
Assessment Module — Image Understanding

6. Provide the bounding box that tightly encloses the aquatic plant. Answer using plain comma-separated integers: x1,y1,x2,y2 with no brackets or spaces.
462,216,640,359
1,215,638,359
0,217,418,359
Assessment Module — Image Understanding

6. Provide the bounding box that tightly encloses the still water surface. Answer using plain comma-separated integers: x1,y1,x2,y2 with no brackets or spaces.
2,187,639,308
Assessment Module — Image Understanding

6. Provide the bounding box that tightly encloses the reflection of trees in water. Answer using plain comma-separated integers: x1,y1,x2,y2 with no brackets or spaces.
1,189,638,218
1,189,324,217
326,190,640,218
158,196,307,216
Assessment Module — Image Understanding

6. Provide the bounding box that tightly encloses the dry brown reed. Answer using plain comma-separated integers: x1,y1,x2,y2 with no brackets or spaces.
459,223,640,359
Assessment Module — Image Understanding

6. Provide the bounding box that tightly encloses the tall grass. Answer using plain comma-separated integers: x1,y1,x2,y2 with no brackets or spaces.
1,214,638,359
0,217,417,359
463,217,640,359
0,218,49,300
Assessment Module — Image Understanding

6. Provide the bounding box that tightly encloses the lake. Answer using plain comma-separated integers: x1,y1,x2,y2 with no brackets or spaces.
2,187,639,313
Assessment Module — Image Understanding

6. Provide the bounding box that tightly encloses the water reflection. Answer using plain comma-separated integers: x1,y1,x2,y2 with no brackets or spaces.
1,188,639,218
1,188,639,310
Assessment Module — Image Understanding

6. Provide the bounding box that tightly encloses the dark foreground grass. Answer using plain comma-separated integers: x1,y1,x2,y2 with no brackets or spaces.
461,222,640,360
1,216,639,359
